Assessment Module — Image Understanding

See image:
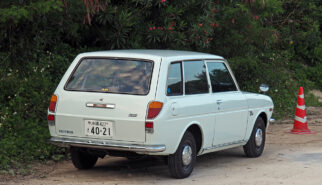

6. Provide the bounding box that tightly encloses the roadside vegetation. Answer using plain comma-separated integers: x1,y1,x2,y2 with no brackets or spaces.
0,0,321,171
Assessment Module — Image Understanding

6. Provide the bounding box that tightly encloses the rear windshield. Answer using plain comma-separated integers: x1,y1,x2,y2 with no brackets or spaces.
65,58,153,95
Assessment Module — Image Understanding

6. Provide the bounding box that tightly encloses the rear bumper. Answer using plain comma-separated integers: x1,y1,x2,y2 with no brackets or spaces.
49,137,166,153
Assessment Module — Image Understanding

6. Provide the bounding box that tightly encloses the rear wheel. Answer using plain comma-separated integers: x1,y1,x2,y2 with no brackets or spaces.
243,117,266,157
70,147,98,170
168,131,196,179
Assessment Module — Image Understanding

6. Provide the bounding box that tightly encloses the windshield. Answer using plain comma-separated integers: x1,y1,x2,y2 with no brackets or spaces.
65,58,153,95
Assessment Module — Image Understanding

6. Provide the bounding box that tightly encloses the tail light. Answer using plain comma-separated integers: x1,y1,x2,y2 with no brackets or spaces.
145,121,153,133
48,95,57,126
48,114,55,126
147,101,163,119
146,101,163,134
49,94,57,112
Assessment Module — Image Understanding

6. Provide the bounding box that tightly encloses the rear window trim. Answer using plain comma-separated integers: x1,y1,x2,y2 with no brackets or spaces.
63,57,155,96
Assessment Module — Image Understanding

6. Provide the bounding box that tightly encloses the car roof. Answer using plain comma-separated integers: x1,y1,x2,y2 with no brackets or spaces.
80,49,224,60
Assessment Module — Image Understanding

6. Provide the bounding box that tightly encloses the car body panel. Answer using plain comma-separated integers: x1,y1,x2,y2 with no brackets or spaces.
212,91,248,146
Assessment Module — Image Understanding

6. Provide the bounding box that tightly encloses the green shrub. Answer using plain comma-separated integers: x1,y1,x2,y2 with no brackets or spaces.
0,0,321,169
0,45,79,169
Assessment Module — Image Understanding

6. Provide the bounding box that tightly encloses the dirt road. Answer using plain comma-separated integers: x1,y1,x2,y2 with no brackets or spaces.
1,107,322,185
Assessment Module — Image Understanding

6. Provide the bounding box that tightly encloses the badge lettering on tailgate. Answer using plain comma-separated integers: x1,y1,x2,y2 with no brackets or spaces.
58,130,74,134
128,113,138,117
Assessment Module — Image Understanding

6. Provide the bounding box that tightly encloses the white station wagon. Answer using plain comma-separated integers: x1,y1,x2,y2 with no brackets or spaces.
48,50,274,178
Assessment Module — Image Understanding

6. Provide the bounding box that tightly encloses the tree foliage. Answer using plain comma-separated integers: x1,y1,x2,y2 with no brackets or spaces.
0,0,321,170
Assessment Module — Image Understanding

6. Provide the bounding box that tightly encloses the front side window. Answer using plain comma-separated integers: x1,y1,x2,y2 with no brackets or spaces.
184,61,209,94
65,58,153,95
167,62,183,96
207,62,237,93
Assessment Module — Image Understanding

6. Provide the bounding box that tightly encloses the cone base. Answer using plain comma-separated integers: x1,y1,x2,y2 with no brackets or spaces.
291,129,316,135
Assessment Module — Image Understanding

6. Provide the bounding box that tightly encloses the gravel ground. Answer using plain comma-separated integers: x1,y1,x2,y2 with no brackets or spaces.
1,106,322,185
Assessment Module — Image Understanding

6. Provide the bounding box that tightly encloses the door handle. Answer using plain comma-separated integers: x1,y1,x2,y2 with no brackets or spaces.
216,100,223,105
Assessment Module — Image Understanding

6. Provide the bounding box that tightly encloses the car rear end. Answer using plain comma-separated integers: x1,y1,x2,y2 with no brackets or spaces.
48,52,165,154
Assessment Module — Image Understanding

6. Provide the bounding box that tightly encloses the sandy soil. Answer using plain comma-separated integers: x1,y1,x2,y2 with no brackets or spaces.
311,90,322,103
1,107,322,185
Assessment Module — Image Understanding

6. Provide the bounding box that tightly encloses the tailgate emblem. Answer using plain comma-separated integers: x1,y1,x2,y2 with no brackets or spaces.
129,113,137,117
86,103,115,109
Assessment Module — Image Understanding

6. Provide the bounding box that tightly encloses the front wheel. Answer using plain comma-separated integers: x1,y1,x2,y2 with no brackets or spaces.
168,131,196,179
243,117,266,157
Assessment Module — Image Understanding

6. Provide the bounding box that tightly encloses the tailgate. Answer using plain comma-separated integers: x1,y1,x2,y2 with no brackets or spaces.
55,92,150,142
53,58,158,143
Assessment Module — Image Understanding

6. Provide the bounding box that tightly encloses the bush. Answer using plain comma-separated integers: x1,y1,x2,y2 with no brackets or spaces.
0,45,78,169
0,0,321,169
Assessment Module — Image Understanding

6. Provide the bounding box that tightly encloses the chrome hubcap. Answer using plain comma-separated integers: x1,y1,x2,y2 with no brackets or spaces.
182,145,192,166
255,128,263,147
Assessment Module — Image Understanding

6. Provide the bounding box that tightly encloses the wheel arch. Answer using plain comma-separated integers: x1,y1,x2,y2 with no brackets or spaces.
175,122,204,155
245,110,268,142
258,112,268,128
186,124,203,155
243,111,267,158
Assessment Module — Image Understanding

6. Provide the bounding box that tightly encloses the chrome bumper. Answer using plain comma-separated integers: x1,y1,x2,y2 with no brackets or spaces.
49,137,166,153
269,118,275,123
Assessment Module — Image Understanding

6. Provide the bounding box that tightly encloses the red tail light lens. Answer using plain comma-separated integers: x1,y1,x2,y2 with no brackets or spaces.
147,101,163,119
48,114,55,126
48,114,55,121
145,121,153,133
145,122,153,128
49,95,57,112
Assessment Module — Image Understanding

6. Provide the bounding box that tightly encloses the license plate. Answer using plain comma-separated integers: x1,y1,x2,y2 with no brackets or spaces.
85,120,113,137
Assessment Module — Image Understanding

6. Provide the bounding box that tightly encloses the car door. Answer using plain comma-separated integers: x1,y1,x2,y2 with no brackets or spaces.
206,61,249,146
165,60,214,122
162,61,214,149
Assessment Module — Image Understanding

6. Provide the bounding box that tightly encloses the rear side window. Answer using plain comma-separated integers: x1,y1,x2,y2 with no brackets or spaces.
184,61,209,95
65,58,153,95
207,62,237,92
167,62,183,96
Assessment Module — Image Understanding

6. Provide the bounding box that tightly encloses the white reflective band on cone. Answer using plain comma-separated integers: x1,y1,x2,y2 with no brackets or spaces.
295,116,307,123
297,105,306,110
298,94,304,98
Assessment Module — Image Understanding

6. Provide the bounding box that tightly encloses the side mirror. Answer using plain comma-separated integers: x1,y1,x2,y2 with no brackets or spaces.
259,84,269,93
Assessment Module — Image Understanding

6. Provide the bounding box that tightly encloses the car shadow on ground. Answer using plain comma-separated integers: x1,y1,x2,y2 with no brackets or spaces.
52,146,249,179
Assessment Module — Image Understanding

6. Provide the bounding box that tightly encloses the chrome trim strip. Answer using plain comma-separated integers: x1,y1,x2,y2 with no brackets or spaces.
49,137,166,153
86,103,94,107
204,140,245,151
105,104,116,109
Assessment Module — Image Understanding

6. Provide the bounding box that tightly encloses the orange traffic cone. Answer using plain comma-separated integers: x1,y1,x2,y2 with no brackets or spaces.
291,86,315,134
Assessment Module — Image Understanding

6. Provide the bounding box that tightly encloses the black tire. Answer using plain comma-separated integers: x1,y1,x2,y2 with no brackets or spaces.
168,131,196,179
70,147,98,170
243,117,266,158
